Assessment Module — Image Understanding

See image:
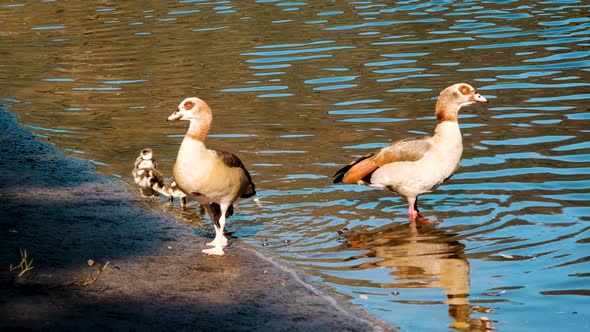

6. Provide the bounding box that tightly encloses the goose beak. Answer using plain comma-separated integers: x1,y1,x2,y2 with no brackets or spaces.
167,109,183,122
472,92,488,103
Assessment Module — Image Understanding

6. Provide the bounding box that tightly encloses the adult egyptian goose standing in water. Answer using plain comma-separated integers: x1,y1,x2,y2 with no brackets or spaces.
333,83,487,221
167,97,256,256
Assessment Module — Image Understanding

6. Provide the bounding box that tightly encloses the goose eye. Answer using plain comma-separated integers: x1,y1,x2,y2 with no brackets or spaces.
459,85,471,96
183,101,195,110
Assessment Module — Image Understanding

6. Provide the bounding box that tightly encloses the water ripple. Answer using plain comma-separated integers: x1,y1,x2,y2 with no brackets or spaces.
243,45,354,57
2,0,590,330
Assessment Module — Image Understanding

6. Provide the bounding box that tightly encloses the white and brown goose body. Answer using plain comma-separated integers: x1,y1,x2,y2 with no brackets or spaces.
167,97,255,256
334,83,487,221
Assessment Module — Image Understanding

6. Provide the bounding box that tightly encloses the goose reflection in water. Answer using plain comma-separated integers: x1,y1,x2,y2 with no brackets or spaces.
343,223,495,331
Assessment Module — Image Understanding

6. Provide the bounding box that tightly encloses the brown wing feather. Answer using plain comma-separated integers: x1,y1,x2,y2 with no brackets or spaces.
214,149,256,198
333,153,376,184
342,157,379,184
240,166,256,198
333,136,432,185
372,136,432,166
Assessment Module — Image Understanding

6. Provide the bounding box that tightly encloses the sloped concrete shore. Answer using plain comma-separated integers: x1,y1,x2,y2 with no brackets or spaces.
0,107,392,331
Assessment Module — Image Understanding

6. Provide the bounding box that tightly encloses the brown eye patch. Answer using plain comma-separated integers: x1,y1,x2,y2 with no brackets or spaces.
183,100,195,110
459,85,471,95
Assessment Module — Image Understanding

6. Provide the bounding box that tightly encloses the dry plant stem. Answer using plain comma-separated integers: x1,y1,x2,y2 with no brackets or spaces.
9,249,34,277
82,261,110,286
61,261,110,287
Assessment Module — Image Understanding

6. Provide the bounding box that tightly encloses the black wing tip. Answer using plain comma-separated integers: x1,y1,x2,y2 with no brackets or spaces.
240,183,256,198
332,153,375,184
241,188,256,198
333,168,348,184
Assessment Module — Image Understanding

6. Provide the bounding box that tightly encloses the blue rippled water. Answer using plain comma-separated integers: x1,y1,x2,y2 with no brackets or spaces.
1,0,589,330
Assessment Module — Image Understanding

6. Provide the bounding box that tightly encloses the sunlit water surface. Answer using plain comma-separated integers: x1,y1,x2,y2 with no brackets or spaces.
1,1,589,330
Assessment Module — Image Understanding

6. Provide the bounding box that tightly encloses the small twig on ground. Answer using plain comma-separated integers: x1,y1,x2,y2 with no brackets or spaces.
82,261,110,286
9,249,34,277
62,261,109,286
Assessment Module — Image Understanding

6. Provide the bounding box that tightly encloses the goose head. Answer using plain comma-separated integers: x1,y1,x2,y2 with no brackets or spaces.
435,83,487,123
140,148,153,160
167,97,214,141
167,97,213,124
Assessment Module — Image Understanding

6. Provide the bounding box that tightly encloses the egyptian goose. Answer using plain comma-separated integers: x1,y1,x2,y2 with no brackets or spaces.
167,97,256,256
163,180,187,208
132,148,163,198
132,148,187,207
333,83,487,221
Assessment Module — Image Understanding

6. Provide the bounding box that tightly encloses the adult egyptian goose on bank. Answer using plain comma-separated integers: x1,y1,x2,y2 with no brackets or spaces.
167,97,256,256
333,83,487,221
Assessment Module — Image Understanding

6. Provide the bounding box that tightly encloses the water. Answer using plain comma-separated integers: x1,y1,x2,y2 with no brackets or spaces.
1,1,589,330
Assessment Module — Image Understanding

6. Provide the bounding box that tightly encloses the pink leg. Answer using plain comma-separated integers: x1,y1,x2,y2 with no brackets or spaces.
407,197,418,221
408,196,437,223
408,205,418,221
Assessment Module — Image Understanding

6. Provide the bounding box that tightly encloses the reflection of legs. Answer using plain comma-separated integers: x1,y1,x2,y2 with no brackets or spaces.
139,187,154,199
442,258,492,329
202,203,229,256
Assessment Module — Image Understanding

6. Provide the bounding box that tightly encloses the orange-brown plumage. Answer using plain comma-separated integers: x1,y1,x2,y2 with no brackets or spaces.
340,156,378,184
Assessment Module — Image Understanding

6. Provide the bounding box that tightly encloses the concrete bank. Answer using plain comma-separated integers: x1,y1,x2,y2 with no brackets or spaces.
0,107,392,331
